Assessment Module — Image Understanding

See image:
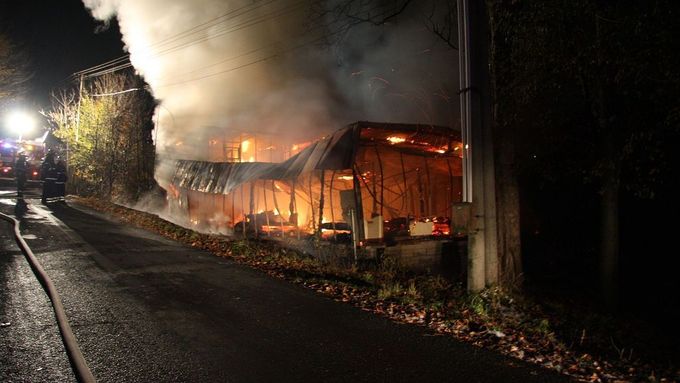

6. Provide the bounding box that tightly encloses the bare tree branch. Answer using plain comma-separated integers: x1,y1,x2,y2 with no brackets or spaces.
426,0,457,50
312,0,457,50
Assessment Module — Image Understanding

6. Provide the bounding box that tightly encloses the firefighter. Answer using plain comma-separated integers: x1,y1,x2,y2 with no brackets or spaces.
40,150,56,203
54,157,68,200
14,152,28,194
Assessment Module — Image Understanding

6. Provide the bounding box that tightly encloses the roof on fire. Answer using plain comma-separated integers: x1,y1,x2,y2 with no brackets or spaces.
172,121,461,195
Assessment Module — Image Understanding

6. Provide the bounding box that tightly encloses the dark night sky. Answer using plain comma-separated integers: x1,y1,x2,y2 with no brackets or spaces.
1,0,125,110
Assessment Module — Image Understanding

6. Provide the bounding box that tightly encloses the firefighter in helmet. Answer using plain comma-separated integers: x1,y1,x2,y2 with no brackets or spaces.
40,150,57,203
54,156,68,199
14,151,28,194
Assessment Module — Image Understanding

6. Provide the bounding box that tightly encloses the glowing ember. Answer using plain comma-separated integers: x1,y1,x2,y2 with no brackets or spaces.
386,136,406,144
337,175,353,181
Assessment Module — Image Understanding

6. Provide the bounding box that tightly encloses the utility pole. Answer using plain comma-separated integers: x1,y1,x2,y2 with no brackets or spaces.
76,74,84,142
458,0,499,292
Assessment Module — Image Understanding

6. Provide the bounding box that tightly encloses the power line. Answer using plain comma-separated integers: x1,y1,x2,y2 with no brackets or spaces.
74,1,395,88
80,1,309,81
73,55,131,77
143,1,308,60
83,63,134,79
73,0,283,78
154,3,394,87
150,0,281,51
154,22,352,88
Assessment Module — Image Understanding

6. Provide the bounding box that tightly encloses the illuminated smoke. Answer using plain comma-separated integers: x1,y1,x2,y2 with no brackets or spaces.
81,0,458,223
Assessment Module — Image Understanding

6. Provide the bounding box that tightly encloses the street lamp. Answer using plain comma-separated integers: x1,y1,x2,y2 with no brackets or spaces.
5,111,36,142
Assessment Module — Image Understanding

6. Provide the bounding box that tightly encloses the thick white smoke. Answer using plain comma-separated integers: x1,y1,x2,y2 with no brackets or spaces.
81,0,459,189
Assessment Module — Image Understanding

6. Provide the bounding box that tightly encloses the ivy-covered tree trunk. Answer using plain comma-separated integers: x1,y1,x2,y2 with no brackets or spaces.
495,133,523,289
487,1,523,290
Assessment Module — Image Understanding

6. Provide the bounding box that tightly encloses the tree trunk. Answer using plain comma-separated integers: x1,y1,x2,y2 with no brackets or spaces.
495,140,523,289
487,0,523,290
600,131,620,311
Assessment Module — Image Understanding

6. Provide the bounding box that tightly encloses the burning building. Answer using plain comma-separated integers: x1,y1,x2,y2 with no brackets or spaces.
170,121,463,247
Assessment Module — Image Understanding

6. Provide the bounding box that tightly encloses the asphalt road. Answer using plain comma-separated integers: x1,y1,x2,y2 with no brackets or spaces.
0,183,569,382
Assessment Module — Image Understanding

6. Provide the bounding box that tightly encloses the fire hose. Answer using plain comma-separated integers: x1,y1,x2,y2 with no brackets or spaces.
0,210,96,383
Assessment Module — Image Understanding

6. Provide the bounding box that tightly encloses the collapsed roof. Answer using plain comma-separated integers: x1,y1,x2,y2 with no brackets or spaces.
172,121,462,195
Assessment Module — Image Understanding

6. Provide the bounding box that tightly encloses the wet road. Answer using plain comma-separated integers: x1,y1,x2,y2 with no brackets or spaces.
0,184,569,382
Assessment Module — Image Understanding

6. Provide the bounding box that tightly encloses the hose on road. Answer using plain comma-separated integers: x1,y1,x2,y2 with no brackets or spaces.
0,209,96,383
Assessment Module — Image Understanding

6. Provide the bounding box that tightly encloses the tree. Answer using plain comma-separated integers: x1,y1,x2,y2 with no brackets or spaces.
0,33,29,107
47,73,156,201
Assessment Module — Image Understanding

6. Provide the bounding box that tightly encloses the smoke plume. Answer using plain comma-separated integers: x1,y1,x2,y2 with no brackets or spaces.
81,0,459,190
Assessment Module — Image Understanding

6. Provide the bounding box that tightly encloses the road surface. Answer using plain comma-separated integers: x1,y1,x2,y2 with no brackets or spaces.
0,182,568,382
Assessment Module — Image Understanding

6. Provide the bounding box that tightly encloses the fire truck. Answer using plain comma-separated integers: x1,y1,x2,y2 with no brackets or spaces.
0,138,45,180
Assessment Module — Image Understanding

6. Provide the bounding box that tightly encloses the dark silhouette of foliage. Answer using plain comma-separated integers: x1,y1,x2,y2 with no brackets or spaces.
489,0,680,308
